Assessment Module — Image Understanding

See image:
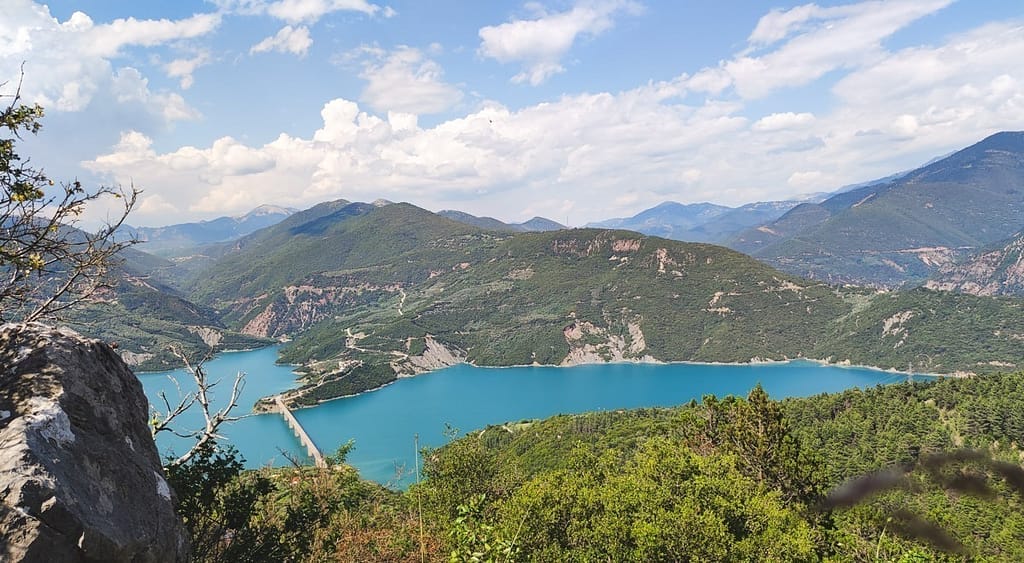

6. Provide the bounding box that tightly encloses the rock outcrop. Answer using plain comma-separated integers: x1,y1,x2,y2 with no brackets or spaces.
0,323,189,562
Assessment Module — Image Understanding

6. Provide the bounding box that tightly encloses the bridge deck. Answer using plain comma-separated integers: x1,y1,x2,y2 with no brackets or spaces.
274,397,327,468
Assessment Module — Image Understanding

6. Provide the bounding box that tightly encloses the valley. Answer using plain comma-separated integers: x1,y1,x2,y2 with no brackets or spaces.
79,129,1024,410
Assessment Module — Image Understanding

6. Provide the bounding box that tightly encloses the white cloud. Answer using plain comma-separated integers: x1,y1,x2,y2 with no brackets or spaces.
1,2,217,121
111,68,200,122
752,112,815,132
79,4,1024,227
354,46,463,115
84,13,221,57
697,0,954,100
478,0,642,85
250,25,313,56
216,0,393,23
747,3,855,47
164,53,212,89
787,170,824,188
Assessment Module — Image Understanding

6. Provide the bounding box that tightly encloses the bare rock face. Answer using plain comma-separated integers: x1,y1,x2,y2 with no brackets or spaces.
0,323,189,562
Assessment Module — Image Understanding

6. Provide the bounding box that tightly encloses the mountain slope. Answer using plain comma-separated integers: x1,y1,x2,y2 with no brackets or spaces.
64,245,269,371
179,200,1024,407
926,232,1024,296
730,132,1024,286
188,201,495,336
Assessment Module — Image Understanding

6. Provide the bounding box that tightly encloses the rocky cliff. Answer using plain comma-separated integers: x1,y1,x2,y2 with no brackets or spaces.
0,323,189,562
926,233,1024,296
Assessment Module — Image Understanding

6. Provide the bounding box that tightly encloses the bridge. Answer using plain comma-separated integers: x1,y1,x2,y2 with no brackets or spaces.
273,396,327,468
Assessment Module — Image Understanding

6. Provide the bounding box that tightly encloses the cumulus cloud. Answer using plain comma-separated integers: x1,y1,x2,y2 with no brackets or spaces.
80,3,1024,227
250,25,313,56
1,1,217,120
215,0,394,23
478,0,642,85
351,46,463,114
164,53,212,89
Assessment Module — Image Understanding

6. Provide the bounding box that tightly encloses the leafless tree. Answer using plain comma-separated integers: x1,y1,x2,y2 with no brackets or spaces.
151,345,248,467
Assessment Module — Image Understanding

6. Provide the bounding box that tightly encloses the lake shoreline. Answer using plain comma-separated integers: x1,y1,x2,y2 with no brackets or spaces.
290,355,946,411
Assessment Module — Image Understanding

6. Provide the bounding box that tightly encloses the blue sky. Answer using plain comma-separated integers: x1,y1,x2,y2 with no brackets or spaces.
3,0,1024,226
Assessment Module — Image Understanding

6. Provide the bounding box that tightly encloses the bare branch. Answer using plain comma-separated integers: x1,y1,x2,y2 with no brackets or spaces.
2,73,140,323
157,345,249,467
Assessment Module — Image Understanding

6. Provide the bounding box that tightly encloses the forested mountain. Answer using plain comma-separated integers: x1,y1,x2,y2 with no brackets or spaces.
64,245,269,371
729,131,1024,287
166,200,1024,407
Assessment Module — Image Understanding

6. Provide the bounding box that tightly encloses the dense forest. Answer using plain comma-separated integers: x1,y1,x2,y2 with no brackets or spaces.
170,371,1024,562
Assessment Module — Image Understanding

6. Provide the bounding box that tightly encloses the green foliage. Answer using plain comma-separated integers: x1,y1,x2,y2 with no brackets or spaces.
496,440,817,562
164,443,281,562
448,495,519,563
168,442,436,562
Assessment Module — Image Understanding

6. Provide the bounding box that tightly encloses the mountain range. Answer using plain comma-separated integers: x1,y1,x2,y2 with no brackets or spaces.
136,199,1023,407
122,204,296,255
730,131,1024,287
67,129,1024,391
586,200,804,243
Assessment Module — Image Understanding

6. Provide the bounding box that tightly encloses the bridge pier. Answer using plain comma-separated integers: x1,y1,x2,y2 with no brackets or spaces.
273,397,327,468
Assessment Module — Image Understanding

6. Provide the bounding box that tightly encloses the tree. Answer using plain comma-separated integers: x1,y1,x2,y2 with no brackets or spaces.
150,346,248,467
1,72,138,323
1,73,245,470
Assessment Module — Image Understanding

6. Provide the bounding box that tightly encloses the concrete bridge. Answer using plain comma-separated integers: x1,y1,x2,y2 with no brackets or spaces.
273,397,327,468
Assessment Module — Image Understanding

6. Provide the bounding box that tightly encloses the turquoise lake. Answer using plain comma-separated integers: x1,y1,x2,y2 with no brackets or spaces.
139,346,920,488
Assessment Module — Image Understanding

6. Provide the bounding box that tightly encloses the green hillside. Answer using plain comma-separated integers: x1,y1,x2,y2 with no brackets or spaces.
174,370,1024,561
64,246,271,371
178,201,1024,407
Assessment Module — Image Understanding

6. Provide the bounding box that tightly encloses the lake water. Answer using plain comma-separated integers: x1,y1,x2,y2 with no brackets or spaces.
139,347,918,487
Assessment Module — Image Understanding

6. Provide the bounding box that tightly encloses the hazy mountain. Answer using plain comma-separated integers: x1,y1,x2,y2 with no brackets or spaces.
586,202,731,239
438,210,566,232
124,204,297,255
517,216,566,231
729,131,1024,287
585,200,805,243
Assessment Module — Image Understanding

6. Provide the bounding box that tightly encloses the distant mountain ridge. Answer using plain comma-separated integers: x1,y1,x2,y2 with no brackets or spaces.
585,200,805,243
437,210,565,232
123,204,297,255
728,131,1024,287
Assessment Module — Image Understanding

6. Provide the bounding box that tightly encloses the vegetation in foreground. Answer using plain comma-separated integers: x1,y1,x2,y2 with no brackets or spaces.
171,371,1024,562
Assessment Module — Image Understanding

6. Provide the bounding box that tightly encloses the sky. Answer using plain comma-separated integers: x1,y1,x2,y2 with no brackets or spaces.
3,0,1024,227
